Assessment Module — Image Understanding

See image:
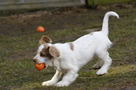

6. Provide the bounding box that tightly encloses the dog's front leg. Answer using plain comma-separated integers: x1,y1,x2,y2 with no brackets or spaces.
42,70,62,86
55,70,78,87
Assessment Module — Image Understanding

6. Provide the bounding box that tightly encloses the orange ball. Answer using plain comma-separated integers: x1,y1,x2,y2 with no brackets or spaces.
35,63,45,71
36,26,45,32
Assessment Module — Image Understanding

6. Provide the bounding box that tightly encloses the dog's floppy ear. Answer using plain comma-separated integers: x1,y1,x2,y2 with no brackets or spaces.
39,35,52,45
49,46,60,57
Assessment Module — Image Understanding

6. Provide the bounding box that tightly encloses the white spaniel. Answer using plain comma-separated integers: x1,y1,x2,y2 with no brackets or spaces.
33,11,119,87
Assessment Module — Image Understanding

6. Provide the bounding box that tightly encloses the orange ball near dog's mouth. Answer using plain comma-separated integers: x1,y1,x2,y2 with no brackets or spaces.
35,63,45,71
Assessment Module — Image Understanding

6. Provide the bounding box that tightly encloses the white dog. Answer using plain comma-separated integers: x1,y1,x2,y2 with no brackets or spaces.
33,11,119,87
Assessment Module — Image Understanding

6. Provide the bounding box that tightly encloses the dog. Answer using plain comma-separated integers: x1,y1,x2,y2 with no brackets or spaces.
33,11,119,87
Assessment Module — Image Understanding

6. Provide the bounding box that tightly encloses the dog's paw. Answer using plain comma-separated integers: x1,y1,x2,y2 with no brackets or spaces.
96,69,107,75
55,81,69,87
42,80,54,86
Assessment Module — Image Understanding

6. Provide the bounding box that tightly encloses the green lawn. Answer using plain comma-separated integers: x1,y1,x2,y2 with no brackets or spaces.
88,0,136,5
0,3,136,90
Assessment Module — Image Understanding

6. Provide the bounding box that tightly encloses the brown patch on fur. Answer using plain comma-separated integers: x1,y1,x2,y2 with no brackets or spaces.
69,42,74,51
49,46,60,57
39,35,52,45
40,44,53,59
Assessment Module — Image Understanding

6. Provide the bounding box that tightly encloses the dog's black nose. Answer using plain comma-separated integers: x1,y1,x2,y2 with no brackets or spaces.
33,59,37,63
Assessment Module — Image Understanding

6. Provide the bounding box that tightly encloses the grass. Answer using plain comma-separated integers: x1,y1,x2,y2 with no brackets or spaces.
0,4,136,90
88,0,136,5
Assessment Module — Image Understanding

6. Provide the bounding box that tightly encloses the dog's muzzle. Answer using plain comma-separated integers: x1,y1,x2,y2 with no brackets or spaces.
33,59,38,64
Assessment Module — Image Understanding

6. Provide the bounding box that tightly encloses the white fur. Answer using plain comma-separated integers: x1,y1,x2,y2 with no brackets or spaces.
33,11,119,87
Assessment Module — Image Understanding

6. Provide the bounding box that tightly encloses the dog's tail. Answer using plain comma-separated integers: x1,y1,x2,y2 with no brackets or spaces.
101,11,119,36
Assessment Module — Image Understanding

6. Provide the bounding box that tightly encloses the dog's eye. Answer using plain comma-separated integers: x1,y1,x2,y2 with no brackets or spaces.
40,52,46,57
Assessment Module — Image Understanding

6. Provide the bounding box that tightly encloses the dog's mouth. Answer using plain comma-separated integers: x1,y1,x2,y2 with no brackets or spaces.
44,64,46,68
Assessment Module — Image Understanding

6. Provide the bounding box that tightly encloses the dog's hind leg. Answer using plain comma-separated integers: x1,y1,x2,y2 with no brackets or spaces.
96,51,112,75
92,59,104,69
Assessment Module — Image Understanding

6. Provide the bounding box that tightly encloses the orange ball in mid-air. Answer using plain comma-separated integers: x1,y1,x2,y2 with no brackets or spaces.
36,26,45,32
35,63,45,71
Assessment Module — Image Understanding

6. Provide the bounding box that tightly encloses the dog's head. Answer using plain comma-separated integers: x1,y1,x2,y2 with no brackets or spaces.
33,35,60,67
